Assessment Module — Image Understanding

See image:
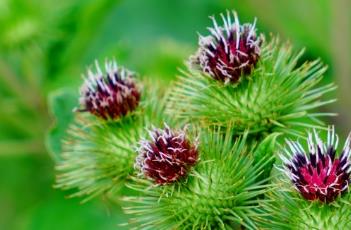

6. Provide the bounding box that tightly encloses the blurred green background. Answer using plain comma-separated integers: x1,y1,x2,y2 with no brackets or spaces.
0,0,350,229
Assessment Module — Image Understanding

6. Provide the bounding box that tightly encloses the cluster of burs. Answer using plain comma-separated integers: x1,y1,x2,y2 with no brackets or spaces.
55,11,351,230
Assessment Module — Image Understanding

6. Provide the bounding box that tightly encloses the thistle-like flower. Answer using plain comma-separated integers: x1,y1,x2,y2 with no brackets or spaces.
77,59,140,120
125,130,275,229
135,125,198,185
280,127,351,203
54,83,170,202
189,11,262,84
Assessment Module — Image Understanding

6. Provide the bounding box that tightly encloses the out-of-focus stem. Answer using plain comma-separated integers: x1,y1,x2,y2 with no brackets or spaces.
0,59,39,111
0,139,44,156
331,0,351,135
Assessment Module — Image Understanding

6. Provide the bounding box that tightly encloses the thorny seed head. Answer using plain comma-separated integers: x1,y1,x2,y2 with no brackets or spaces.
280,127,351,203
76,59,140,120
135,124,198,185
189,11,263,84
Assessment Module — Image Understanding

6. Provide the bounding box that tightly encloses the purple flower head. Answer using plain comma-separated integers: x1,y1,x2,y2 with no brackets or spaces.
280,127,351,203
190,11,262,84
136,125,198,185
77,59,140,120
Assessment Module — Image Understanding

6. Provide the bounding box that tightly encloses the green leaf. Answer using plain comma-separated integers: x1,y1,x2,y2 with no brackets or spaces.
26,192,129,230
46,88,78,162
254,132,281,160
59,0,121,69
254,132,281,179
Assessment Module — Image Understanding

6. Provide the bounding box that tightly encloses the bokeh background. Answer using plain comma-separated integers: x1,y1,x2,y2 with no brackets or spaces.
0,0,350,229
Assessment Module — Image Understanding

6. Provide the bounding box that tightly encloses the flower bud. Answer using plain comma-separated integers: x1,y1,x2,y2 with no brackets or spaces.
281,127,351,203
77,59,140,120
190,11,262,84
136,125,198,185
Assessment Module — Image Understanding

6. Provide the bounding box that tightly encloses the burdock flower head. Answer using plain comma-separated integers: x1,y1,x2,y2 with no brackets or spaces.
76,59,140,120
190,11,262,84
280,127,351,203
135,124,198,185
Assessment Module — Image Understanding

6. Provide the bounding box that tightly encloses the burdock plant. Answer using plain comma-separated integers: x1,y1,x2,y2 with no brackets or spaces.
167,11,335,137
125,126,276,229
281,127,350,203
258,127,351,229
55,59,170,201
135,125,199,185
49,10,344,229
76,60,141,120
189,11,262,84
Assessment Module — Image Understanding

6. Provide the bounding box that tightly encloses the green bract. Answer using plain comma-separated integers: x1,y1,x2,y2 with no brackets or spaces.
124,128,277,229
55,83,171,202
55,115,141,202
167,39,335,137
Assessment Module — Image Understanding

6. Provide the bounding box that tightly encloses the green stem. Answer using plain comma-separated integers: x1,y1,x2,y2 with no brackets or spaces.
0,139,45,156
0,58,39,111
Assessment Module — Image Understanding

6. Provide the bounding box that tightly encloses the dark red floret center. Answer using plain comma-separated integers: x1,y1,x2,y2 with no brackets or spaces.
206,29,259,83
142,130,198,185
83,76,140,120
287,147,350,203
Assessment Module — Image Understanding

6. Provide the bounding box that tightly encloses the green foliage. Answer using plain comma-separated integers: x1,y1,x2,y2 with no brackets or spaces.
0,0,122,157
0,0,62,51
124,128,275,229
2,0,348,228
46,88,78,162
167,39,336,137
26,192,129,230
252,132,281,179
0,0,127,228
